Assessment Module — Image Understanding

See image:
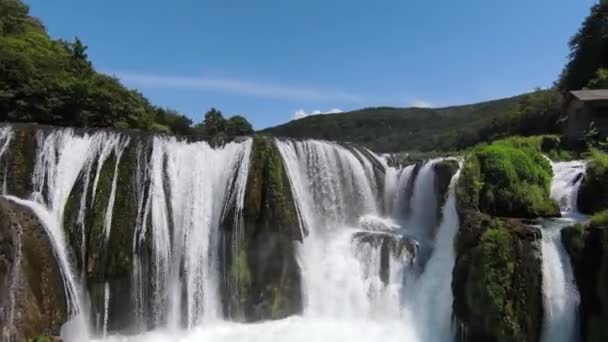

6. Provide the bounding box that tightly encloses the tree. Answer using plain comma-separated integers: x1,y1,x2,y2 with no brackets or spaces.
71,37,88,61
558,3,608,92
226,115,253,136
202,108,226,137
587,68,608,88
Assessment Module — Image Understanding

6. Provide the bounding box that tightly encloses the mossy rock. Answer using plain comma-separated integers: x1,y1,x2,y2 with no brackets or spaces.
0,198,67,341
4,125,37,197
562,223,608,342
457,141,559,218
577,150,608,215
221,136,302,322
453,210,543,342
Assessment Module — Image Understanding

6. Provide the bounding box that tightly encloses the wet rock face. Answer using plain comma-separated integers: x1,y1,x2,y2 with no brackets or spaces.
562,224,608,342
352,231,418,284
0,198,67,341
221,136,302,322
453,210,543,342
577,162,608,215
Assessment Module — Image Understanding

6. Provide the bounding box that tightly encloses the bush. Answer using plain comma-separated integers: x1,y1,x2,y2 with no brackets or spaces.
591,210,608,227
457,140,559,217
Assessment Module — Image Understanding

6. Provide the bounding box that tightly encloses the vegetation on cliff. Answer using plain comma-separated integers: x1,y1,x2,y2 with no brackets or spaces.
453,211,543,342
262,89,563,153
223,136,302,321
456,138,558,218
562,221,608,342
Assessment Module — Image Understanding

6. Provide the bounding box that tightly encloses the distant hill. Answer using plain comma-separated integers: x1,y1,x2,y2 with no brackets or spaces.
261,91,563,153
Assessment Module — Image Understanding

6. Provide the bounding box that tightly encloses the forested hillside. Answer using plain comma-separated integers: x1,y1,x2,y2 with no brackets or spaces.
264,3,608,153
262,89,562,153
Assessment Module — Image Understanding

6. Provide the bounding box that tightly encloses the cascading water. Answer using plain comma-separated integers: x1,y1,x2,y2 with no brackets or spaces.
2,125,465,341
540,160,587,342
130,136,253,330
405,164,461,342
276,139,461,342
0,126,14,194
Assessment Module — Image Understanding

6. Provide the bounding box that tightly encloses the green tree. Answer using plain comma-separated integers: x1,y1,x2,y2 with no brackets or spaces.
226,115,254,136
202,108,226,137
558,3,608,92
587,68,608,88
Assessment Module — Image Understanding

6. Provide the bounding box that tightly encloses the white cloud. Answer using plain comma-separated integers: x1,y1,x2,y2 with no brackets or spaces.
410,100,434,108
110,71,360,102
293,108,343,120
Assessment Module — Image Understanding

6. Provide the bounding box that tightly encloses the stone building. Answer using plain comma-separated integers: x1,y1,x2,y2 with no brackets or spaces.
563,89,608,143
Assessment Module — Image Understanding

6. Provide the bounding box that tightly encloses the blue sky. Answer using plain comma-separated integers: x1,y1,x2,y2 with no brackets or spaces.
28,0,596,129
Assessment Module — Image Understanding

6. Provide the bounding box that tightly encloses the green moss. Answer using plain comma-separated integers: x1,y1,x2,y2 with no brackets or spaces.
562,224,608,342
104,143,136,278
232,135,302,321
591,210,608,227
466,222,520,341
32,335,51,342
457,154,482,211
229,247,252,295
8,128,36,197
457,140,559,217
578,149,608,214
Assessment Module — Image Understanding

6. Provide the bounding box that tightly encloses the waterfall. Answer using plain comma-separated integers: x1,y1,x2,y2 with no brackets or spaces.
131,136,252,329
0,126,14,194
276,139,460,342
276,139,392,318
406,164,461,342
540,160,587,342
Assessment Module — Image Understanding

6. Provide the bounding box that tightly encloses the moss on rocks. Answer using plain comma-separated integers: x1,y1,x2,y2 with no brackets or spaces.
562,223,608,342
456,140,559,218
222,135,302,321
5,126,37,197
0,198,67,341
577,149,608,215
453,210,543,342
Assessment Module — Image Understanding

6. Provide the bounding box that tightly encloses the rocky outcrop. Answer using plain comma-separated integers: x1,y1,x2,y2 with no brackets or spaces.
562,223,608,342
0,198,67,341
221,136,302,321
352,231,417,284
577,157,608,215
453,210,544,342
456,143,559,218
434,158,459,217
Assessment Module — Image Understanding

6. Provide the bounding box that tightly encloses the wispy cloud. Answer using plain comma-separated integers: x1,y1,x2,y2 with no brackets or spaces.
111,71,360,102
293,108,343,120
410,100,434,108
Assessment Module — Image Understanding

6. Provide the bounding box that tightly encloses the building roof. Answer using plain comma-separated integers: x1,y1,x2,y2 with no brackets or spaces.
569,89,608,102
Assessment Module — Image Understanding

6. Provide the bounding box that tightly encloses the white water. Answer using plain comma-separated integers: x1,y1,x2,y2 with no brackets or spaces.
405,165,461,342
277,140,389,318
540,160,587,342
102,282,110,339
276,139,460,342
96,317,417,342
0,125,14,194
3,129,464,341
132,137,253,330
